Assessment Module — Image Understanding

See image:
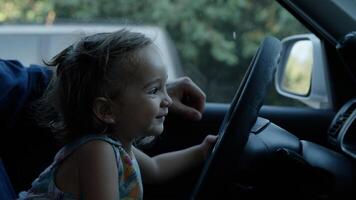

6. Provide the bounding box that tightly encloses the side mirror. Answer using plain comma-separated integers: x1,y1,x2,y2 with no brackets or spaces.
275,34,333,109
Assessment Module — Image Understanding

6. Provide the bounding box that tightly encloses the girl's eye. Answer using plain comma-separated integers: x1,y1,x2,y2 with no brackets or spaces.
148,87,159,94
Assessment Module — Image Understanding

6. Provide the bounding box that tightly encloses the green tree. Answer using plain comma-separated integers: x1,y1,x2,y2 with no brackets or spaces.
0,0,53,23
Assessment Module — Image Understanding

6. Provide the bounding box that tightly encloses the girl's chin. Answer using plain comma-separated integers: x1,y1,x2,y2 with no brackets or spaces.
152,128,164,136
143,126,164,137
153,124,165,134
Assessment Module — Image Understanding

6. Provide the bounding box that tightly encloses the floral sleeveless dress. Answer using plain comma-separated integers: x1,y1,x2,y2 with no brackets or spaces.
18,135,143,200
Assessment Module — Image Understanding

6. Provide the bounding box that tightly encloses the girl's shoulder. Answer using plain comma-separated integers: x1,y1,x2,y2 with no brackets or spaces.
72,135,123,162
71,134,122,149
55,135,121,197
74,139,118,178
54,134,121,161
75,139,117,162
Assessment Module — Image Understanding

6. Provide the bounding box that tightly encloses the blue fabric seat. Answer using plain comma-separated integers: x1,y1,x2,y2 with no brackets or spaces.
0,159,16,200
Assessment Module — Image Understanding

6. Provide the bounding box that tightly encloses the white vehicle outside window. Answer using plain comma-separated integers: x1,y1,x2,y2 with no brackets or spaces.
0,25,183,80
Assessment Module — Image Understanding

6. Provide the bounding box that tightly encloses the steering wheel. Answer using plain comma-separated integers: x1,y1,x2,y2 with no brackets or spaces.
192,36,281,199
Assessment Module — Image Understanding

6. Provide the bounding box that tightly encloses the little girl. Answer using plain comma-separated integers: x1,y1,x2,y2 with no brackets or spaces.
18,29,216,199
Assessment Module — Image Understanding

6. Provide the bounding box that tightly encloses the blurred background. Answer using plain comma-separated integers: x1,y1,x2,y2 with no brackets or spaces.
0,0,308,105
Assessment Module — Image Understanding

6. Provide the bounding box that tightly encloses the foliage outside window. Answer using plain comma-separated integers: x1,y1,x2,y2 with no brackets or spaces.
0,0,308,106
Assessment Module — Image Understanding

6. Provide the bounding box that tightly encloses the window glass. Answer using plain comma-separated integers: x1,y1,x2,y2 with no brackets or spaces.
0,0,308,106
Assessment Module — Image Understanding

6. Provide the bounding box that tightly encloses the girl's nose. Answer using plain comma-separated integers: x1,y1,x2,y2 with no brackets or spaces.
162,94,173,107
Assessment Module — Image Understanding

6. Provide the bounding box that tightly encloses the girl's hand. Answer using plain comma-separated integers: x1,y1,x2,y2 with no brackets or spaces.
199,135,218,159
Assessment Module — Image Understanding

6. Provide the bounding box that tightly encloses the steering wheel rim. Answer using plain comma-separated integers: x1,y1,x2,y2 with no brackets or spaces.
192,36,281,199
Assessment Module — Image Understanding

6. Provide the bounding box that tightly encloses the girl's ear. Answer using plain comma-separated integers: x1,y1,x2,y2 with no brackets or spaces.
93,97,116,124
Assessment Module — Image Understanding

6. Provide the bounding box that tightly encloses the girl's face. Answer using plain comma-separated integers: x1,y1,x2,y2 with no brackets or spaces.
111,44,172,142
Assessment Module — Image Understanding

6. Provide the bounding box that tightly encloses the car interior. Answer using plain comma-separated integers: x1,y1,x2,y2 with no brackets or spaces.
1,0,356,199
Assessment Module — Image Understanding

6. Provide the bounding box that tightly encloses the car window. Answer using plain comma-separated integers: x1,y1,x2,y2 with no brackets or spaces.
0,0,308,106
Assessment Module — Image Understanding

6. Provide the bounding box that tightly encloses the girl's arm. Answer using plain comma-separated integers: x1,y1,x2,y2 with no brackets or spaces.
133,135,217,184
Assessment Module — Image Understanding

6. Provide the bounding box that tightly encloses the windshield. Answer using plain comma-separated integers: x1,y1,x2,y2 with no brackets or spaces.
0,0,308,104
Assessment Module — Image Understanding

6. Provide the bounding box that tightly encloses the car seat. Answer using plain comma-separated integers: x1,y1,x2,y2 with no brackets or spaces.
0,159,16,199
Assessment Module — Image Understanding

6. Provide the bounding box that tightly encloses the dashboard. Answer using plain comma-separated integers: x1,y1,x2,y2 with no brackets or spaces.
328,98,356,159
